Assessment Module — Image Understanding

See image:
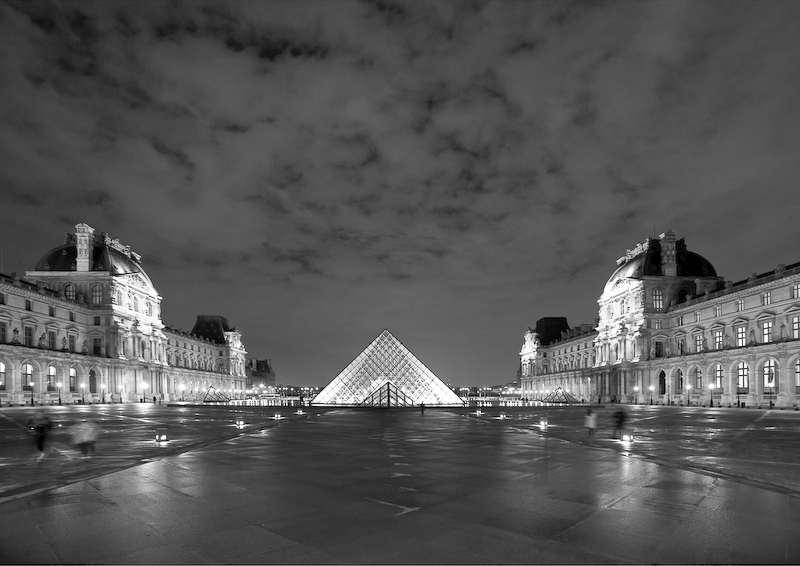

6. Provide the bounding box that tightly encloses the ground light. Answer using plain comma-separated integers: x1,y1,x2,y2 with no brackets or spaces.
296,409,304,415
475,409,482,416
539,417,549,429
272,413,284,420
621,432,634,443
235,419,245,428
155,431,168,442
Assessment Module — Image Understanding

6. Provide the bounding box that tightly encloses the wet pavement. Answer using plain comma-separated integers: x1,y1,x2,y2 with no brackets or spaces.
1,403,799,564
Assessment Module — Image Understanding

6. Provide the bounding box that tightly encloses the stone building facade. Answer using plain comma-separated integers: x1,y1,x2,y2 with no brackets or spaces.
0,223,247,405
521,231,800,408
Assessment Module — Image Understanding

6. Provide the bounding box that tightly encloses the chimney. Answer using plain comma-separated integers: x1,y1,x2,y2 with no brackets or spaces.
75,223,95,272
659,230,677,277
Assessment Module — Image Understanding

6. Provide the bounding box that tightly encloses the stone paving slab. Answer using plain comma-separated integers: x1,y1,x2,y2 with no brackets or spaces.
1,407,799,564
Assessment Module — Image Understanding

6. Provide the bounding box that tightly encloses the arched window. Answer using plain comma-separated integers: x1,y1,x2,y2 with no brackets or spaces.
64,284,76,300
47,365,56,391
676,369,683,391
89,369,97,393
91,284,103,304
693,367,702,388
69,367,77,392
737,362,749,389
763,359,777,389
714,364,724,388
0,361,5,390
658,370,666,395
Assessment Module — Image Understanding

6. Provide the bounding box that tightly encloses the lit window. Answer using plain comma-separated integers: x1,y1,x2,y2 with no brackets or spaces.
796,360,800,387
714,364,724,388
65,284,76,300
69,367,77,391
677,315,683,326
736,299,744,312
762,292,771,306
793,316,800,340
694,367,702,388
695,312,701,323
47,366,56,391
0,361,5,390
737,362,749,389
763,359,777,388
715,305,721,317
762,321,773,343
695,334,703,352
22,364,33,388
736,326,746,347
793,283,800,299
91,284,102,304
654,320,662,330
713,330,723,350
653,289,663,310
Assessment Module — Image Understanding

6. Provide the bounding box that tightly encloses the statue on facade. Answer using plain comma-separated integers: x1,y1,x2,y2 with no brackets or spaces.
12,328,20,344
702,337,708,351
723,332,730,348
748,329,757,345
81,340,88,354
649,344,656,359
780,323,787,340
38,333,46,348
61,336,67,351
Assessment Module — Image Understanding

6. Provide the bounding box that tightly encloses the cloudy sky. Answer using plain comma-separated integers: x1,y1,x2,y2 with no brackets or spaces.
2,0,799,387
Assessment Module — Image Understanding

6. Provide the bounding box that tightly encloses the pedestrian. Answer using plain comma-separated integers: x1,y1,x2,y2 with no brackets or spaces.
420,402,425,414
27,410,52,463
71,419,96,457
153,395,157,404
612,409,627,439
584,409,597,435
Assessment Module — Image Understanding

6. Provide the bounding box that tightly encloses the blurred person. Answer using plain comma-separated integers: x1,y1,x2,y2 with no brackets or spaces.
71,419,100,458
584,408,597,435
26,409,52,463
612,409,627,439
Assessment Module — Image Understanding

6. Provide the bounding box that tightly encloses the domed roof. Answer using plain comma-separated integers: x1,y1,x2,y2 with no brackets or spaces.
604,236,717,293
35,242,153,283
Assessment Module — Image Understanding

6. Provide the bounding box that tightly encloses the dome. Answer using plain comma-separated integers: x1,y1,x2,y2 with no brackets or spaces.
35,242,153,284
604,236,717,293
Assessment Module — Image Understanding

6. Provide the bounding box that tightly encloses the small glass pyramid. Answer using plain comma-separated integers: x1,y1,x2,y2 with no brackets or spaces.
312,329,464,406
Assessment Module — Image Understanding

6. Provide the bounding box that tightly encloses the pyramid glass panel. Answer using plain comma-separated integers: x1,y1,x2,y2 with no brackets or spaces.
312,330,464,406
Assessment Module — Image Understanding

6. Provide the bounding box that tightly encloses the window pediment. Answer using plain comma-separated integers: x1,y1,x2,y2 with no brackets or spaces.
755,311,776,321
731,317,749,326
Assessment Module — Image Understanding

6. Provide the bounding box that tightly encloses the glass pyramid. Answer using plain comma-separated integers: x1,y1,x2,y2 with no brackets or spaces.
312,329,464,406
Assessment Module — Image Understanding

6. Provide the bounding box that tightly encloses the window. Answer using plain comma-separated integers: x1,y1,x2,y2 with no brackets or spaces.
793,283,800,299
713,329,723,350
115,290,122,305
91,284,102,304
695,334,703,352
69,335,76,353
0,322,5,343
69,367,76,392
736,299,744,312
93,338,102,356
736,326,746,347
65,284,76,300
133,297,139,312
69,311,74,322
677,315,684,326
25,299,32,311
695,312,702,323
49,306,55,316
796,360,800,387
94,316,100,326
793,316,800,340
48,331,56,350
22,363,33,389
762,321,773,343
0,292,4,304
0,361,5,390
24,327,33,347
47,366,56,391
762,292,771,306
714,364,724,388
146,302,152,316
653,289,663,310
737,362,749,389
763,359,777,388
89,369,97,393
692,367,702,388
715,305,721,317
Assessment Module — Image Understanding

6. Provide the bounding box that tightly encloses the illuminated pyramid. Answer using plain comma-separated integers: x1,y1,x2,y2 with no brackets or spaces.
312,329,464,407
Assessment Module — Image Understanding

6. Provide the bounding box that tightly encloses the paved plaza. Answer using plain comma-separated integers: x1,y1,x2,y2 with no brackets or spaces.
1,403,799,564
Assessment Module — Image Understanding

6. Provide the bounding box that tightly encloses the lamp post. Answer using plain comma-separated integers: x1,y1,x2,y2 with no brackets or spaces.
649,385,654,405
180,383,185,401
633,386,639,404
29,381,35,406
80,382,85,404
57,381,62,405
686,384,692,406
708,382,714,407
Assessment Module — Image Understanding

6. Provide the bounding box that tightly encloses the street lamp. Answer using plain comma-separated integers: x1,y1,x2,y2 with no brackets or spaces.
686,384,692,406
29,381,35,406
57,381,62,405
180,383,185,401
80,382,85,404
649,385,654,405
708,382,714,407
633,386,639,404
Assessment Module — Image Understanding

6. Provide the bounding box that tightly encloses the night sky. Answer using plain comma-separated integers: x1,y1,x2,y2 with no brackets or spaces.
2,1,800,387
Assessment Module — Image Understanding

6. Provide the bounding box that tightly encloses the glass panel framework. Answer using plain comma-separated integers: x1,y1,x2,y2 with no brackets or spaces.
312,329,464,406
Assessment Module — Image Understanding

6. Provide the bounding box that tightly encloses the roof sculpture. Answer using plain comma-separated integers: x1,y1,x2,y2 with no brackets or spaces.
312,329,464,407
